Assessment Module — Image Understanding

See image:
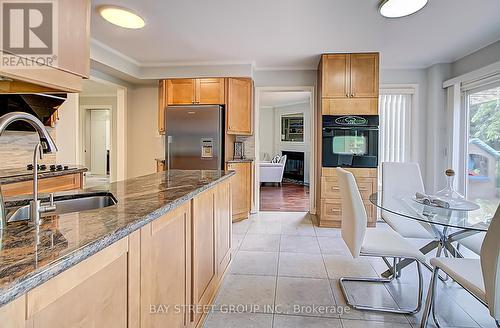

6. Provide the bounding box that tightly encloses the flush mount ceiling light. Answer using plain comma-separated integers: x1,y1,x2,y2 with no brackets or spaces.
97,5,145,29
379,0,428,18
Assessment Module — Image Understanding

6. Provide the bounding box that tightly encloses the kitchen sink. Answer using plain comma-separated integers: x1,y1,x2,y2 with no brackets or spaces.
6,193,117,223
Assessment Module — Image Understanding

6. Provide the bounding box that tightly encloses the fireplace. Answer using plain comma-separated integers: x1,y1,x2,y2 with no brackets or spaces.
281,151,304,182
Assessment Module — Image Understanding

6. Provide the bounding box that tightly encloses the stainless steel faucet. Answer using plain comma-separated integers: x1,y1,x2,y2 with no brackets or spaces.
0,112,58,228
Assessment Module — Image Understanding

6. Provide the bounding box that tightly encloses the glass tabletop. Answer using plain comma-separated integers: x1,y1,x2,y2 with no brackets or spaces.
369,192,493,232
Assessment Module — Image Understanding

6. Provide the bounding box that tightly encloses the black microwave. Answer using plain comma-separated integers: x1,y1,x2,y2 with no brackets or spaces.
322,115,379,168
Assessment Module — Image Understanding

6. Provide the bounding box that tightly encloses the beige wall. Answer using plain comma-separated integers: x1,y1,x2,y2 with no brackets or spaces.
127,85,163,178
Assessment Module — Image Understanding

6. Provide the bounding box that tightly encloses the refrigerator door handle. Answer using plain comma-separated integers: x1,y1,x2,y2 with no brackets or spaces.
167,135,172,171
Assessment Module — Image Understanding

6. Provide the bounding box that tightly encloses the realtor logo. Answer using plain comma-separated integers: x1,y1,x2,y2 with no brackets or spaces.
0,0,58,68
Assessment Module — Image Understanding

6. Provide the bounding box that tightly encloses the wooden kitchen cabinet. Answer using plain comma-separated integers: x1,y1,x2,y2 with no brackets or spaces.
0,0,90,92
158,80,167,134
192,187,217,326
0,295,25,328
350,53,379,98
322,54,350,98
216,180,232,277
167,79,196,105
226,78,253,135
166,78,225,105
140,203,191,328
226,161,252,221
25,238,129,328
197,78,225,104
1,172,84,197
320,53,379,115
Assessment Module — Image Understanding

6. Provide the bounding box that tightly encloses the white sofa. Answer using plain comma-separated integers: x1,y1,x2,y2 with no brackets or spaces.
260,155,287,184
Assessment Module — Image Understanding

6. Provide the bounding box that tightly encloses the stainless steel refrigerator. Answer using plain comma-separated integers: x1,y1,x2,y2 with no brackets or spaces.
165,105,224,170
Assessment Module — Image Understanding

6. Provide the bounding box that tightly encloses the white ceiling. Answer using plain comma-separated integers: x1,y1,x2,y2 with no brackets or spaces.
90,0,500,70
260,92,310,107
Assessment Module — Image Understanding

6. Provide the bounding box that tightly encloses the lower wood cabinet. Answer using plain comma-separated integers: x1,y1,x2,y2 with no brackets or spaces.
226,162,252,221
192,188,217,326
140,203,191,328
318,168,377,228
26,238,129,328
0,178,233,328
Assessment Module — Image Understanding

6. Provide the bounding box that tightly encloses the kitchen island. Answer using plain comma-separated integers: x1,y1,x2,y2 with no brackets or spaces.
0,169,234,328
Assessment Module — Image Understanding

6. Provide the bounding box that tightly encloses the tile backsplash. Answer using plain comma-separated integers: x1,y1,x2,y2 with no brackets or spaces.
0,129,56,170
236,135,255,159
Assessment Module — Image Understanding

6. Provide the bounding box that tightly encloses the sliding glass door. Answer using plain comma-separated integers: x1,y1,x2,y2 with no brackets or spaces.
465,84,500,213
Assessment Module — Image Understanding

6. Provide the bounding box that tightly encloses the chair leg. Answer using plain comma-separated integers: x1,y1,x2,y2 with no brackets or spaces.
340,258,423,314
420,268,441,328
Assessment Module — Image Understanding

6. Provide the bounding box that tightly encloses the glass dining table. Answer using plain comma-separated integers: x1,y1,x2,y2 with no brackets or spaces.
369,192,493,278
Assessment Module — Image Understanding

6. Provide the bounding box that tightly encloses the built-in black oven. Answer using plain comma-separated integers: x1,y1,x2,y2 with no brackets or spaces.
322,115,379,168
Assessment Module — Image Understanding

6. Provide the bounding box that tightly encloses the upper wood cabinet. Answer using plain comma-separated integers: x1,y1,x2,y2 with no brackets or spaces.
197,78,225,104
322,54,350,98
320,53,379,115
0,0,90,92
321,53,379,99
226,77,253,135
350,53,379,98
166,78,225,105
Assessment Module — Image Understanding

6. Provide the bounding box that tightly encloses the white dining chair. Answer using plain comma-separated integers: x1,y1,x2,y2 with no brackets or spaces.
336,167,426,314
382,162,434,239
420,205,500,327
460,232,485,255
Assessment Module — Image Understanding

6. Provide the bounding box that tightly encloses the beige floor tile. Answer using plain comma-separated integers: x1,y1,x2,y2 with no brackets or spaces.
240,234,280,252
214,275,276,313
202,312,273,328
278,252,327,278
317,237,351,255
323,255,378,279
230,251,278,276
233,219,252,234
341,319,412,328
247,221,282,234
280,235,321,253
275,276,337,317
232,233,246,252
314,226,342,237
273,314,342,327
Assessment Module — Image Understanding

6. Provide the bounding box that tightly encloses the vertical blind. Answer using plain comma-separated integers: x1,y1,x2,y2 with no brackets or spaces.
379,93,412,163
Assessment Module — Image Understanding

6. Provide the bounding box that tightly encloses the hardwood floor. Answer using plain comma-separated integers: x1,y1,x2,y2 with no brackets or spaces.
259,182,309,212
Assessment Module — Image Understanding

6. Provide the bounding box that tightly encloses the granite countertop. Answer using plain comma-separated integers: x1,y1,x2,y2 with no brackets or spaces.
0,166,88,185
0,169,234,306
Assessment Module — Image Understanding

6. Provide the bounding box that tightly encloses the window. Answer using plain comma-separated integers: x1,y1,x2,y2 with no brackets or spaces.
464,84,500,211
379,91,413,163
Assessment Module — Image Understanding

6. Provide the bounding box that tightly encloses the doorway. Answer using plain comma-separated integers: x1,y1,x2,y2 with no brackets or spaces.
255,90,314,212
464,84,500,214
87,109,111,177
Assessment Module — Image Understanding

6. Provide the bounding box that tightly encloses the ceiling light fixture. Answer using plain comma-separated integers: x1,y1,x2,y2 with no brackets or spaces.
379,0,428,18
97,5,145,29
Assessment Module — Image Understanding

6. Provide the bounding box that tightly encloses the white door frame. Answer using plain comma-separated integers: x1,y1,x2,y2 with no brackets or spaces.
79,76,128,181
254,86,316,214
79,106,112,176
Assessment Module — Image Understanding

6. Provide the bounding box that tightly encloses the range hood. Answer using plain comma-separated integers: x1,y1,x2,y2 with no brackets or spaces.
0,93,67,131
